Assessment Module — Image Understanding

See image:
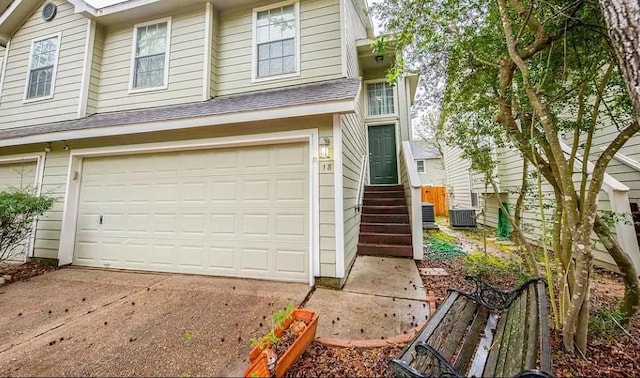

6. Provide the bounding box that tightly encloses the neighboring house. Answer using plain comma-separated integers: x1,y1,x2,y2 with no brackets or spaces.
0,0,421,287
410,141,445,187
443,128,640,275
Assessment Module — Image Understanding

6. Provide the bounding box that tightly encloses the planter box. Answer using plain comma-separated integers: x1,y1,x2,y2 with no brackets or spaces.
246,308,319,378
243,351,270,378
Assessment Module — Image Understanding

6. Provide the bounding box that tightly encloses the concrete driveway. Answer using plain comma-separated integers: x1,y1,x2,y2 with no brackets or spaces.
0,268,311,377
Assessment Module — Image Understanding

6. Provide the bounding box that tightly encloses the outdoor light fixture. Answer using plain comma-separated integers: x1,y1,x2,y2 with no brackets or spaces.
375,55,384,63
319,137,331,159
44,143,52,153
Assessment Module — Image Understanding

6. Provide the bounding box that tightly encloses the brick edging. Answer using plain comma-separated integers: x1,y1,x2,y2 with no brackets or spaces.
316,290,438,349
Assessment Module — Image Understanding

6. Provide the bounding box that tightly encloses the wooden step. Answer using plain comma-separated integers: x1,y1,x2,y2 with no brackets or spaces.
359,232,412,245
363,198,406,206
364,185,404,192
365,191,405,199
361,214,410,224
360,223,411,234
357,243,413,257
362,205,408,215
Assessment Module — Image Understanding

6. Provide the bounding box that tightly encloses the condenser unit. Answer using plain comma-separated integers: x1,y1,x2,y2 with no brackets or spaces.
449,208,477,228
422,202,439,229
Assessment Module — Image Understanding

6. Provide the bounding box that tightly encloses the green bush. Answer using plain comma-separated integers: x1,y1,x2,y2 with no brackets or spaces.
0,187,55,263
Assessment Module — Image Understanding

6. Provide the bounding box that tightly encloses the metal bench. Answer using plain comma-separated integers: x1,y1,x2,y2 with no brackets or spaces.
389,276,552,378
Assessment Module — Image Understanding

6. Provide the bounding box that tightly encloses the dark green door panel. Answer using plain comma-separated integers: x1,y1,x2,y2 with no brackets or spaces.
368,125,398,184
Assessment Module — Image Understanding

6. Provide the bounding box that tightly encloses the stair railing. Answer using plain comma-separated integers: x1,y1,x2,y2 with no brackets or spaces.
355,154,368,212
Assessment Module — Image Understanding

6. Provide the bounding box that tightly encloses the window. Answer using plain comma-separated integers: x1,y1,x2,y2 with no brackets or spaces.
416,160,426,173
471,192,479,208
367,81,395,116
25,35,60,101
131,18,171,91
254,2,298,79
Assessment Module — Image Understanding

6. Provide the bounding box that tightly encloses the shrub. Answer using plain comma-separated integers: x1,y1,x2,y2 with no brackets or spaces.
0,187,55,264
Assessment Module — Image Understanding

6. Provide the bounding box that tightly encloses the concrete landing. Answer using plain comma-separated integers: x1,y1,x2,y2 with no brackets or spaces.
305,256,429,341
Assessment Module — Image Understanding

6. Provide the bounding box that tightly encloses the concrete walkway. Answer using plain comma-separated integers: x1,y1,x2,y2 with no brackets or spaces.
0,268,311,377
304,256,430,342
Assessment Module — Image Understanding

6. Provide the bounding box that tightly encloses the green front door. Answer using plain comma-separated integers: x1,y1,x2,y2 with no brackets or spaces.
368,125,398,184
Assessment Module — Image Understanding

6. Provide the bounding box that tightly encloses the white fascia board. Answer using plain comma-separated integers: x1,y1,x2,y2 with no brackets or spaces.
559,141,629,192
0,98,357,147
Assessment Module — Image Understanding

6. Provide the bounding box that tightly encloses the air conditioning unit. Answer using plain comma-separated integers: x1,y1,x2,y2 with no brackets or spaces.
449,208,477,228
422,202,439,229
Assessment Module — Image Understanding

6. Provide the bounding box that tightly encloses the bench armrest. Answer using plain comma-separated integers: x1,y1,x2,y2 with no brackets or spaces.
514,369,555,378
449,276,547,310
415,341,464,378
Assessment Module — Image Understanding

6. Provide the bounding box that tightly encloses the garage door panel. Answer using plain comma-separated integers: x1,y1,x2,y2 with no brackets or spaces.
74,143,310,282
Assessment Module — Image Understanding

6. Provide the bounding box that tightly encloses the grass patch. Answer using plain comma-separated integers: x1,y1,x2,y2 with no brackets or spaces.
589,304,625,338
464,252,529,284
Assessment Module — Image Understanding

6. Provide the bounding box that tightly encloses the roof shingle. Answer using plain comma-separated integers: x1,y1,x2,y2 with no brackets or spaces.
0,77,361,141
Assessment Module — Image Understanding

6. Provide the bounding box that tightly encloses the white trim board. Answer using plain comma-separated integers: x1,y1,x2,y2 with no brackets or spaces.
0,98,356,147
332,114,345,278
202,1,213,101
0,39,9,102
58,129,321,286
77,19,96,117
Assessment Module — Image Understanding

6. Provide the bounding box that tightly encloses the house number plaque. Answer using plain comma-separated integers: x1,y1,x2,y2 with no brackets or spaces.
320,161,334,173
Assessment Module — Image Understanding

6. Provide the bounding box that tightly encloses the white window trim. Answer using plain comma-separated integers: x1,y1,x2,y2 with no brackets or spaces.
364,78,399,119
128,16,172,94
416,159,426,173
251,0,301,83
23,32,62,103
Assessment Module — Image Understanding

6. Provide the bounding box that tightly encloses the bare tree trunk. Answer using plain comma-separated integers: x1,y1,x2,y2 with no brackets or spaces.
594,215,640,324
600,1,640,124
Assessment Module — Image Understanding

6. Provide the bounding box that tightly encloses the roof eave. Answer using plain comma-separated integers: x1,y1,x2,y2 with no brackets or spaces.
0,97,358,148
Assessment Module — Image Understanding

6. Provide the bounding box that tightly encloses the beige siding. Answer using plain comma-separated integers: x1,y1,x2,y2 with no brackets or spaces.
86,24,104,115
417,158,446,187
470,145,618,268
24,117,339,278
0,0,86,129
344,0,366,78
342,109,366,272
216,0,343,96
319,125,337,277
443,145,473,208
34,150,69,259
96,6,206,113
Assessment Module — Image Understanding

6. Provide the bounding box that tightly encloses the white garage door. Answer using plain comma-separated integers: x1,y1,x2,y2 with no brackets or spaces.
73,143,310,282
0,160,38,261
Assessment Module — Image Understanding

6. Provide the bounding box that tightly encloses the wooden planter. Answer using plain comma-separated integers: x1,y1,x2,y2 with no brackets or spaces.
243,350,271,378
246,308,319,378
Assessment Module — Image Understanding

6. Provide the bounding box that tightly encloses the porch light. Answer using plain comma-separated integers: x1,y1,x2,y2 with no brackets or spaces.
319,137,331,159
375,55,384,63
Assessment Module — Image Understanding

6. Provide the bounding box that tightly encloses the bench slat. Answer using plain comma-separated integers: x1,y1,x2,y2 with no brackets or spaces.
537,281,552,373
525,285,539,370
440,300,478,363
503,288,528,376
494,295,521,377
482,308,508,377
399,292,460,363
453,306,488,374
414,296,469,373
468,312,498,377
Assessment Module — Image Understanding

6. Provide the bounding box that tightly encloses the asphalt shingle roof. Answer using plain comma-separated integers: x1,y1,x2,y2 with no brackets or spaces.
0,77,361,141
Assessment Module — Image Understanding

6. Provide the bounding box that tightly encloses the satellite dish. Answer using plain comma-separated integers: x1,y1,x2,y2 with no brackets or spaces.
42,3,57,22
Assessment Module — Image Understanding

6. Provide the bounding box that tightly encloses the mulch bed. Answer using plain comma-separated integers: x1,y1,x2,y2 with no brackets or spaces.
0,262,57,284
286,342,402,377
